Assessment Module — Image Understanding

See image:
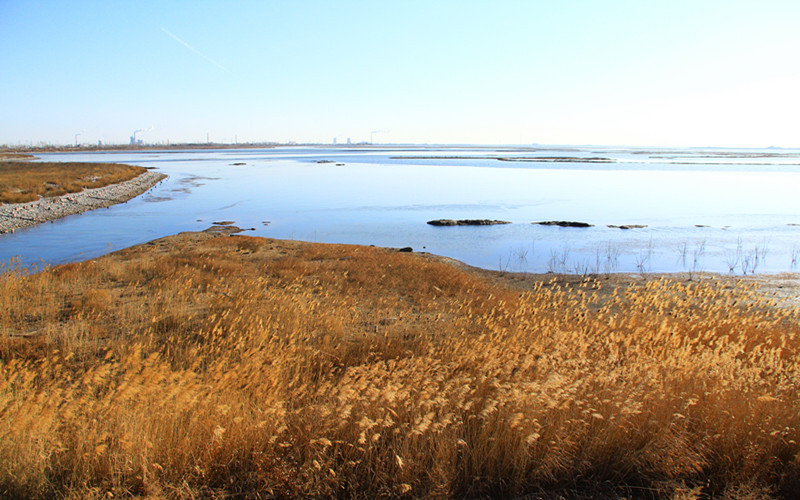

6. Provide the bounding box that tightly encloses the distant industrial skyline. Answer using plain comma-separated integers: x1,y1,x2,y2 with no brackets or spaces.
3,1,800,148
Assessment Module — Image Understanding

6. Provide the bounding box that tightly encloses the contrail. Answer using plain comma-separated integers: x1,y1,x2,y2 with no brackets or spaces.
161,27,229,72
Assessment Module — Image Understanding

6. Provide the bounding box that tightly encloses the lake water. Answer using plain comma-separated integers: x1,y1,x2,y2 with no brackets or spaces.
2,145,800,275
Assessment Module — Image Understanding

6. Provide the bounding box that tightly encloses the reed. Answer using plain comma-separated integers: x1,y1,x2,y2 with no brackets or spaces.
0,161,146,204
1,232,798,498
0,153,35,161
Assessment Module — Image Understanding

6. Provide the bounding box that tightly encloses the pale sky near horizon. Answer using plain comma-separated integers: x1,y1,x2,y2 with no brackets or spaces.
2,1,800,147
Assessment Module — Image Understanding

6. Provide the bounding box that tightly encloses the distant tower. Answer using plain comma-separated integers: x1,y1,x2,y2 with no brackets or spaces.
347,137,351,145
333,137,337,145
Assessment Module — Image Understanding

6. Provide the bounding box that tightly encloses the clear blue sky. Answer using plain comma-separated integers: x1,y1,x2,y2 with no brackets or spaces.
2,1,800,147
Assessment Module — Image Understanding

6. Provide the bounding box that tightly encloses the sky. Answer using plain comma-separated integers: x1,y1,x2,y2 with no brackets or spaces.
2,0,800,147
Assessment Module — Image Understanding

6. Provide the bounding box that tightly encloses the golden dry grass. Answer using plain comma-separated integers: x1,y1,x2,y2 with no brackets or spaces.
1,231,798,498
0,153,35,161
0,161,146,204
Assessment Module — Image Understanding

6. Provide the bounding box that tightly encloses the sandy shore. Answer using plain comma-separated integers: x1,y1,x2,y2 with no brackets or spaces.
0,170,166,234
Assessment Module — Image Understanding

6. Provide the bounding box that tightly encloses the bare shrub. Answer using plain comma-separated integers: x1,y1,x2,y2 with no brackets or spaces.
602,241,621,276
635,238,654,275
724,237,743,274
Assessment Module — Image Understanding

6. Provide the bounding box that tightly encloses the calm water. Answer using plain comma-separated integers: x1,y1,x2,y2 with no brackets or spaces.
2,145,800,274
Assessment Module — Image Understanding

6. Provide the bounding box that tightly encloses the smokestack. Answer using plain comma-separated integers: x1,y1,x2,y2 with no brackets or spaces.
131,127,153,146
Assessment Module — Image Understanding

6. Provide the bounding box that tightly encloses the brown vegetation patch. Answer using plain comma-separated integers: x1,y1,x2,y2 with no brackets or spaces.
0,152,35,161
0,161,146,204
0,233,798,498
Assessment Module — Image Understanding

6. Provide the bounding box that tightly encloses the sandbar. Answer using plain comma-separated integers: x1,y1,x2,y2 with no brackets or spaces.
0,170,166,234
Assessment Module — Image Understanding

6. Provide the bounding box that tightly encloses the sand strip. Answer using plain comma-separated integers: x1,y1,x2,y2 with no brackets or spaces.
0,170,166,234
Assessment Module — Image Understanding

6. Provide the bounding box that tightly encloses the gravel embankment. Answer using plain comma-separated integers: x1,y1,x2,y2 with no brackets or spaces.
0,170,166,234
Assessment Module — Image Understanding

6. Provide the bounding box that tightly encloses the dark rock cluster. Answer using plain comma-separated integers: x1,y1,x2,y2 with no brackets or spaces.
427,219,512,226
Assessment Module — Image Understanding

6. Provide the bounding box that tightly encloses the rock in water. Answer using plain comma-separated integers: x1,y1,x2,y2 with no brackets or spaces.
427,219,511,226
534,221,593,228
428,219,459,226
608,224,648,230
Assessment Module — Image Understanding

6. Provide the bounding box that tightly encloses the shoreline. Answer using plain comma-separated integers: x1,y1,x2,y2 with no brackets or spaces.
420,248,800,309
144,225,800,310
0,170,166,234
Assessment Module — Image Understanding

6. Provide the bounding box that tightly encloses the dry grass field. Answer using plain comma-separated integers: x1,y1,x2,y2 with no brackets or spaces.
1,229,799,498
0,153,36,161
0,161,146,204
